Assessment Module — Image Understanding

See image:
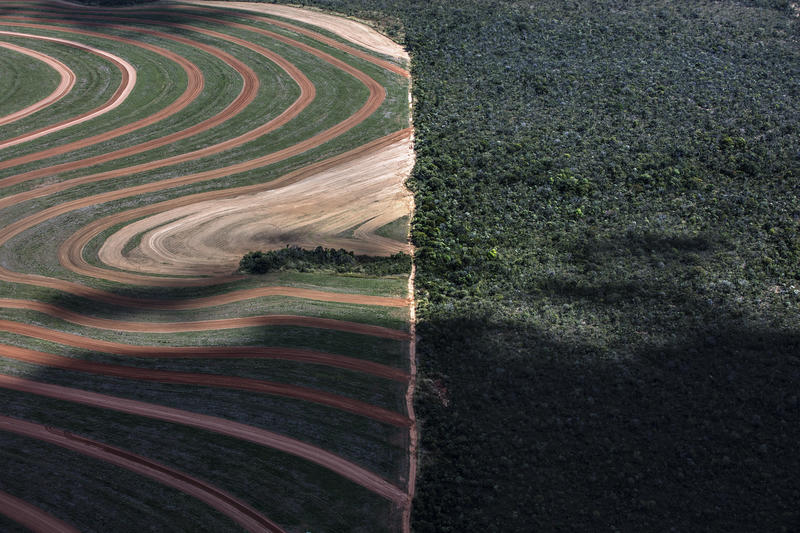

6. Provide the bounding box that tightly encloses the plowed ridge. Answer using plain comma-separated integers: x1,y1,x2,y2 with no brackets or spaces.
0,2,415,532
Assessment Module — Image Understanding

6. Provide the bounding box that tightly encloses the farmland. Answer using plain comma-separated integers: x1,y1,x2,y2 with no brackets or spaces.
0,1,415,531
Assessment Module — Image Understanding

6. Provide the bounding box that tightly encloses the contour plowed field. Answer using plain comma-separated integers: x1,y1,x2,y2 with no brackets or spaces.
0,1,415,531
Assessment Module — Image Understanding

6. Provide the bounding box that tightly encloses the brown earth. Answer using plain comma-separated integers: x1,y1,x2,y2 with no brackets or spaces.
0,41,75,127
0,375,408,504
0,2,416,528
0,29,136,151
0,414,285,533
0,343,411,426
0,319,409,381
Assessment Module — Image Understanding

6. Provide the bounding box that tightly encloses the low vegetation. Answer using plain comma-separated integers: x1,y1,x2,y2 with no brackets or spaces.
50,0,800,529
240,246,411,276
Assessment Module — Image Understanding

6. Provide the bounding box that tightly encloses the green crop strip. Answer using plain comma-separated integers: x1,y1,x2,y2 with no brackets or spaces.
0,387,398,532
0,44,60,118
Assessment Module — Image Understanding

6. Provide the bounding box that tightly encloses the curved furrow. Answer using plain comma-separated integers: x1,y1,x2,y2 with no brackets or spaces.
0,21,203,174
134,5,410,78
0,344,411,426
0,319,409,381
0,489,79,533
0,14,305,190
0,298,410,340
0,41,75,127
0,30,135,150
0,415,285,533
0,375,408,505
0,2,415,529
65,0,410,76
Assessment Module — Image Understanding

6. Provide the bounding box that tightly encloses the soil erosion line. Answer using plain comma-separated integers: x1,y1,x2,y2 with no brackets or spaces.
0,343,411,426
0,29,136,151
0,41,75,127
0,489,79,533
0,375,408,504
0,415,286,533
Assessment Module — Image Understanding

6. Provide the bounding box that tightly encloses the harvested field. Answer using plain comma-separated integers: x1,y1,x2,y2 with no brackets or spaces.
0,1,415,531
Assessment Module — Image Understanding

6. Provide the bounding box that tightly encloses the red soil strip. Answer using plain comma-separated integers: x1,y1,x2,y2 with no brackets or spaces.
0,319,409,382
0,343,411,426
0,41,75,127
0,375,408,504
0,415,285,533
0,13,312,191
0,490,79,533
0,298,411,340
176,6,410,78
0,29,136,151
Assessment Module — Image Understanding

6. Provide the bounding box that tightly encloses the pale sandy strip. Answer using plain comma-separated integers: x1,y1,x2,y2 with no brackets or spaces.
0,490,79,533
0,30,136,150
0,375,408,504
0,415,285,532
0,41,75,127
182,1,406,61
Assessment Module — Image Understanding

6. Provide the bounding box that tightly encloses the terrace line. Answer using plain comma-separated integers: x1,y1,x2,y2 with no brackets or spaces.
0,41,75,127
0,415,286,533
0,30,136,150
0,375,409,504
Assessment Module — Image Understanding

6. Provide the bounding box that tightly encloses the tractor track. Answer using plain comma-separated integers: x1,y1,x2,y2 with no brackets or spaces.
0,2,416,530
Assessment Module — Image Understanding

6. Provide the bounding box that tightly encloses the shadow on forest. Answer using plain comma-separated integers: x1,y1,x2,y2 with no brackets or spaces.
412,231,800,532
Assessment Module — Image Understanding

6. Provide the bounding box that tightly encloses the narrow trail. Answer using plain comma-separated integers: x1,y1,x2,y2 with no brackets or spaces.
0,22,201,171
0,415,286,533
0,29,136,151
0,343,411,426
0,298,410,339
0,490,79,533
0,319,410,381
0,2,417,529
0,375,408,505
0,41,75,127
0,13,310,190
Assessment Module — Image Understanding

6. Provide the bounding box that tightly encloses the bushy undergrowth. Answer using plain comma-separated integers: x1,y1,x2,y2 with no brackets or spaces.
79,0,800,530
240,246,411,276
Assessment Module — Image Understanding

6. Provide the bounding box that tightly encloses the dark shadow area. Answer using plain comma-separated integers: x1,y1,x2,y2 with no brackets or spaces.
413,312,800,532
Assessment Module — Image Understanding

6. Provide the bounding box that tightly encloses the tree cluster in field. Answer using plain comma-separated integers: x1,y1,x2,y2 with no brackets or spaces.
239,246,411,276
76,0,800,530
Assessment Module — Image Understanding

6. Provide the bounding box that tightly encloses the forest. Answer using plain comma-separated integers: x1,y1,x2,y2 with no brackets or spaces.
85,0,799,530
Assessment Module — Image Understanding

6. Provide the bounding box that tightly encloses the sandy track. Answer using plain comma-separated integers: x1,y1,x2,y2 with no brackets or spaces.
0,375,408,504
0,21,199,174
0,2,416,527
185,1,408,63
0,415,285,533
0,13,311,191
0,29,136,151
0,41,75,127
0,319,409,381
101,136,414,275
0,490,79,533
0,298,411,340
0,343,411,426
0,17,388,286
56,129,409,286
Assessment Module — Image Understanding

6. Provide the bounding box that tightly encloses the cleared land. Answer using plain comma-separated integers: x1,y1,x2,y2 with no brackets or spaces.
0,1,415,531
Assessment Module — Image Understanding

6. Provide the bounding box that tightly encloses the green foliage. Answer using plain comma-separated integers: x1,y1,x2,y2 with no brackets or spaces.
75,0,800,529
240,246,411,276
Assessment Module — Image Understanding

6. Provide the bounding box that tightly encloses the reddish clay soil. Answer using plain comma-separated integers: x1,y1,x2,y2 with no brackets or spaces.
0,343,411,426
0,415,285,533
0,42,75,127
0,375,408,505
0,29,136,151
0,3,416,528
0,490,79,533
0,319,409,381
0,298,411,340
